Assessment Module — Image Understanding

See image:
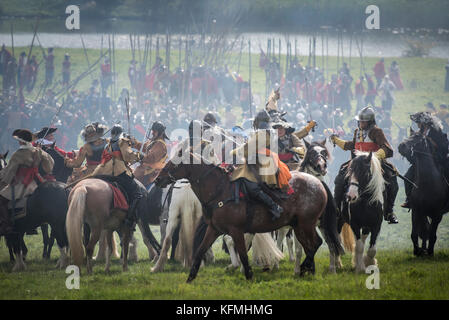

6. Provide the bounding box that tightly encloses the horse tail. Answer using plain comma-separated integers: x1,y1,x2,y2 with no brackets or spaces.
66,186,87,269
320,182,345,256
341,223,355,253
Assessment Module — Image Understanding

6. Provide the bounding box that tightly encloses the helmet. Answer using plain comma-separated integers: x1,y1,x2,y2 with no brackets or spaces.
151,121,169,140
253,110,271,130
203,112,218,126
111,124,124,141
355,106,375,122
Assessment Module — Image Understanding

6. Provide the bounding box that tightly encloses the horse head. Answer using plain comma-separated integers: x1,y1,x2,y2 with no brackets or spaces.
302,140,329,177
398,130,434,164
346,151,384,205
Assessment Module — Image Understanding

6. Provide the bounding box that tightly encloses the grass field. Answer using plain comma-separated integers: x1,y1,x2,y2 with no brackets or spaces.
1,44,449,300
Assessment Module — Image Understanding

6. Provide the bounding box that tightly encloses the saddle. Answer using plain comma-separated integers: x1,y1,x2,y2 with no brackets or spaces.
88,175,129,211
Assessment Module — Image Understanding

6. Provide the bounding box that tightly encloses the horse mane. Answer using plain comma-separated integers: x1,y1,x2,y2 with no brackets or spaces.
353,150,385,205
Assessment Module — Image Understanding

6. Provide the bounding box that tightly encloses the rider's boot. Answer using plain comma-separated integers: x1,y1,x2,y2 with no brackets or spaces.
254,190,283,220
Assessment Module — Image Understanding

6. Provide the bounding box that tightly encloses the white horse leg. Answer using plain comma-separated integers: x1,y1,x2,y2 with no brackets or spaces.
94,231,107,261
151,208,180,273
364,244,377,267
355,233,368,273
12,251,26,272
319,226,337,273
224,234,240,270
56,246,69,269
294,235,303,275
105,231,114,273
276,227,287,252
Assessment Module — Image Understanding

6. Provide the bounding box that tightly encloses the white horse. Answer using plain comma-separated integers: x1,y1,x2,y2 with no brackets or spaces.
151,180,214,272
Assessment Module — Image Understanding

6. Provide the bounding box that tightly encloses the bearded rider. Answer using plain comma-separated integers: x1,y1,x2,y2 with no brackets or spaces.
92,124,144,228
330,106,399,224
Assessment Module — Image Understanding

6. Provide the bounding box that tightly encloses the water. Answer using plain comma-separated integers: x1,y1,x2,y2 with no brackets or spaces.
1,30,448,58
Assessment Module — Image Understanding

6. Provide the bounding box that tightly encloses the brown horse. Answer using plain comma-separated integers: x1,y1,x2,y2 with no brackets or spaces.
155,151,342,282
66,178,132,274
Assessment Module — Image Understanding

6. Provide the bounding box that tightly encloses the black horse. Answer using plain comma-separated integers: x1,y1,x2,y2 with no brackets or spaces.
398,130,449,256
342,151,385,273
4,181,70,271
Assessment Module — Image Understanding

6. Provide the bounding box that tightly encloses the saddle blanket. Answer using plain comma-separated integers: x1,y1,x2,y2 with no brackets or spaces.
107,183,129,211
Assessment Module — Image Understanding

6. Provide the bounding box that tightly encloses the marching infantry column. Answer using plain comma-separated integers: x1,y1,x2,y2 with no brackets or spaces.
331,106,399,224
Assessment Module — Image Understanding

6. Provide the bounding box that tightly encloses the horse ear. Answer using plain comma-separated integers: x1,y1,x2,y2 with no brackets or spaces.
319,139,326,147
51,142,56,149
304,139,310,149
409,127,415,136
367,151,373,163
3,151,8,158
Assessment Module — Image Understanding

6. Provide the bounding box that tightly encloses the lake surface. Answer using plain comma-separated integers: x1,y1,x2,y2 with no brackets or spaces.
0,30,448,58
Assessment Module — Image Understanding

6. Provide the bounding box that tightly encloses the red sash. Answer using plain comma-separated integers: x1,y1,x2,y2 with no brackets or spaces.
278,152,294,161
100,150,122,165
355,142,379,152
15,167,43,186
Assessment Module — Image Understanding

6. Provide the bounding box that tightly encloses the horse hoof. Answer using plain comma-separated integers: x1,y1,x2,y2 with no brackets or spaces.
150,266,160,273
186,276,195,283
246,271,253,280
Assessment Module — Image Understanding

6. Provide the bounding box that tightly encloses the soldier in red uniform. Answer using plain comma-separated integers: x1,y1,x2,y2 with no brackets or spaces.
44,48,55,86
331,107,399,224
373,58,386,88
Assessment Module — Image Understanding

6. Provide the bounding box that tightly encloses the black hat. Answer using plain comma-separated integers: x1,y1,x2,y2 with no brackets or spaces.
203,112,218,125
12,129,33,143
35,127,57,139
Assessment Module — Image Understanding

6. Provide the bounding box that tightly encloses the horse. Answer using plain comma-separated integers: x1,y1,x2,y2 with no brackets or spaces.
276,139,348,273
65,177,162,274
155,147,343,282
151,180,211,273
340,151,385,273
1,181,71,271
398,130,449,256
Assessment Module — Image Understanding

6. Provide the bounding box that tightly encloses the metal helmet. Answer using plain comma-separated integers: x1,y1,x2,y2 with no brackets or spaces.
355,106,375,122
151,121,169,140
253,110,271,130
111,124,124,141
203,112,218,126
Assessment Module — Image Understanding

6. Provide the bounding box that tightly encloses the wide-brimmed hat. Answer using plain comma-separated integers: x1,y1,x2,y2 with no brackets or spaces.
12,129,33,143
81,122,107,143
35,127,57,140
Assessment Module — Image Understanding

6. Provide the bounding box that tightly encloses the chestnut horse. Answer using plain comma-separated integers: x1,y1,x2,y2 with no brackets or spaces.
155,150,342,282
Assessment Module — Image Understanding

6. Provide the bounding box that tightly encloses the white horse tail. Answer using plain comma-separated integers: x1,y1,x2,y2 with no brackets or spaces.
66,186,87,269
341,223,355,253
252,233,284,268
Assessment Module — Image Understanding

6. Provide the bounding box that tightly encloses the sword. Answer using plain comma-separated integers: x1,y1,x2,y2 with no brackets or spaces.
383,162,418,189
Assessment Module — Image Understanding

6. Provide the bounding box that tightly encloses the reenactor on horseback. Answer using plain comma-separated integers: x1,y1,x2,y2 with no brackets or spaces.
92,124,144,228
65,122,108,182
330,106,399,224
0,129,54,235
400,112,449,208
131,121,169,188
229,110,291,220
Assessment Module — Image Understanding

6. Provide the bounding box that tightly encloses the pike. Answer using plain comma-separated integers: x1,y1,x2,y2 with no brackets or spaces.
383,162,418,189
36,98,67,147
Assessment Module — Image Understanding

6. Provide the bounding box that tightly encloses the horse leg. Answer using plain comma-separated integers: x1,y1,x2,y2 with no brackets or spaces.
20,236,28,261
427,215,442,256
229,230,253,280
223,234,240,270
411,210,426,256
41,224,49,259
128,234,138,262
276,227,287,253
364,226,380,267
286,229,295,262
85,227,102,275
319,225,337,274
11,234,26,272
187,226,221,283
120,228,131,272
293,225,322,276
242,233,255,273
48,231,55,259
137,221,158,262
293,234,303,275
354,229,368,274
105,230,114,273
151,209,180,273
94,231,107,261
57,246,69,269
